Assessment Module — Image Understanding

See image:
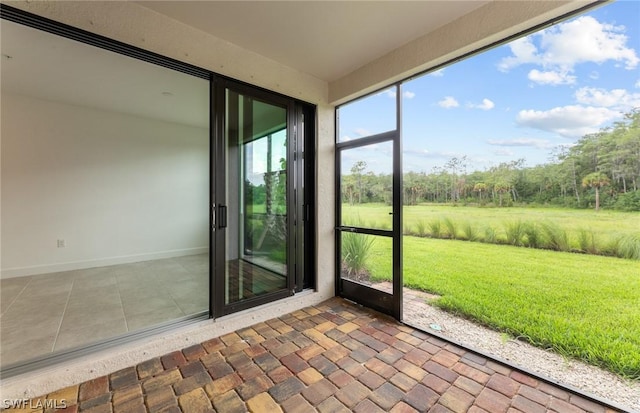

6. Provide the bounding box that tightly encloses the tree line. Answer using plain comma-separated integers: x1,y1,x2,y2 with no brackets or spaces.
343,109,640,211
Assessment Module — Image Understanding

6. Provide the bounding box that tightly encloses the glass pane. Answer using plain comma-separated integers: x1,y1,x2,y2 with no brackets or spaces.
340,142,393,230
340,233,392,293
396,2,640,402
337,87,397,142
0,21,209,369
225,90,288,304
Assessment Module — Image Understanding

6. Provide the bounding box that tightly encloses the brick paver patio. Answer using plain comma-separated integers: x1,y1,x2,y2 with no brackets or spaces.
4,298,622,412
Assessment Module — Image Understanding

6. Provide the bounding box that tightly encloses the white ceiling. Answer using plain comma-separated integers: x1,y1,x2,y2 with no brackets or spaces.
1,19,209,128
1,1,490,126
137,1,490,82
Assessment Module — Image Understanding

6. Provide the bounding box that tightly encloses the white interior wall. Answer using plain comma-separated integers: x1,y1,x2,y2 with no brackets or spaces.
1,93,209,278
4,0,335,298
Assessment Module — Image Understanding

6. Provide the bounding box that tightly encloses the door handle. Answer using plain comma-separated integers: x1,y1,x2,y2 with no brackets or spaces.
218,205,227,229
211,205,215,232
337,226,357,232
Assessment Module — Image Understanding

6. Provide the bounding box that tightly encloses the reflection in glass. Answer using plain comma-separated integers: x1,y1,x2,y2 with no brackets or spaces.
340,142,393,230
340,233,392,293
337,87,397,142
225,90,287,304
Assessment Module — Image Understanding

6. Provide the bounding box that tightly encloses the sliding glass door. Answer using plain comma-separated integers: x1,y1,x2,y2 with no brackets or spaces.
213,80,303,316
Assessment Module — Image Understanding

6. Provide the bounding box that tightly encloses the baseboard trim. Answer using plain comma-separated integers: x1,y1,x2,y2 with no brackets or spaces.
0,247,208,279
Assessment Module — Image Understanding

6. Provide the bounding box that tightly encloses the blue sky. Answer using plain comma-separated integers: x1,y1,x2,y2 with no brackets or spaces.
339,0,640,174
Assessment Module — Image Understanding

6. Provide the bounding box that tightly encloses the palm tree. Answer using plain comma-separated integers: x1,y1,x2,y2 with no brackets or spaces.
582,172,610,211
473,182,488,202
494,181,510,207
350,161,367,204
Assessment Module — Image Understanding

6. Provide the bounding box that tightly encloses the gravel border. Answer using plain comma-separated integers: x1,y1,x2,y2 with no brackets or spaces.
376,283,640,412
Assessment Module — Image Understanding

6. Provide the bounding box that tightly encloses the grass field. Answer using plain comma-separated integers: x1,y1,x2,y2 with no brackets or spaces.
363,236,640,379
343,203,640,258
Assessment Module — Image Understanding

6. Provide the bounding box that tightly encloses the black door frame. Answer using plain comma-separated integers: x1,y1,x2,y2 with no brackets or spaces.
335,85,403,320
211,77,314,317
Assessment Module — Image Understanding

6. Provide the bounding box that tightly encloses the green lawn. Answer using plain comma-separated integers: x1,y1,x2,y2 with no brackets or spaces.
344,203,640,238
403,203,640,240
366,236,640,379
343,203,640,258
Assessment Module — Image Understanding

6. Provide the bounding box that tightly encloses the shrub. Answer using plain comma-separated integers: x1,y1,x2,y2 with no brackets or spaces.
461,222,479,241
429,219,442,238
607,234,640,260
577,229,599,255
443,217,458,239
415,220,428,237
484,226,498,244
540,222,570,251
523,223,542,248
342,232,375,276
505,221,526,246
614,190,640,212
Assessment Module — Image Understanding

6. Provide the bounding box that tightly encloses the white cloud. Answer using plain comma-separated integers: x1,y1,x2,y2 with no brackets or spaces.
354,128,371,137
468,98,495,110
493,148,515,156
480,99,495,110
404,148,431,157
575,87,640,109
539,16,638,69
404,148,461,159
430,69,445,77
498,16,639,81
498,37,539,71
544,17,638,69
379,90,396,98
635,79,640,88
528,69,576,85
403,91,416,99
589,71,600,80
487,138,554,149
516,105,621,137
379,89,416,99
438,96,459,109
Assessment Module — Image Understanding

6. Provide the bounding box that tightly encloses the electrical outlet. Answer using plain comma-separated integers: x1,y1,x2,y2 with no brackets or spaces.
57,239,66,248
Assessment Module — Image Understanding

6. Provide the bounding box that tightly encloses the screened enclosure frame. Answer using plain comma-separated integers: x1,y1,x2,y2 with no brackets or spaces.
335,84,403,320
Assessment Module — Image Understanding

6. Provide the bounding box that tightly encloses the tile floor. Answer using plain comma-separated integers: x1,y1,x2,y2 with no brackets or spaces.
5,298,622,413
0,254,209,368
